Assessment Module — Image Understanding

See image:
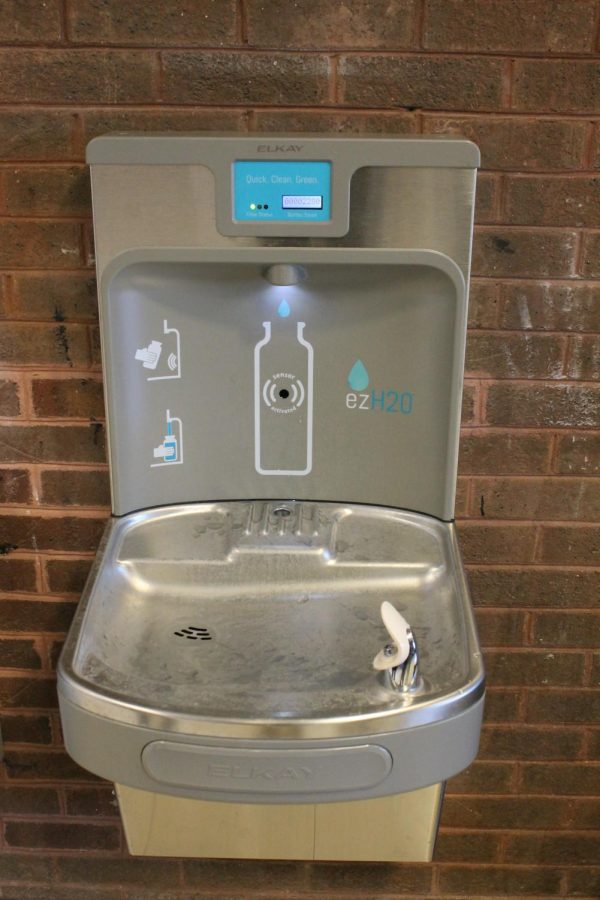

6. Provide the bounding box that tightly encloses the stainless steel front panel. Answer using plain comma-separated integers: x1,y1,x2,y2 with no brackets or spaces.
102,249,465,518
91,164,476,280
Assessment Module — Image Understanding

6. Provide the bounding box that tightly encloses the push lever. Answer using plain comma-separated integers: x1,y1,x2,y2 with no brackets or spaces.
373,601,419,691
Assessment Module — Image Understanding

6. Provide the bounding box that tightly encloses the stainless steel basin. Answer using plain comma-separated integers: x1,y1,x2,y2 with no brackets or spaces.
59,501,483,747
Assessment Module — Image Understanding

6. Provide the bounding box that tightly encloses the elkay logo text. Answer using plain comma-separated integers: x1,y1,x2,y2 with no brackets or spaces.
207,763,312,781
256,145,304,153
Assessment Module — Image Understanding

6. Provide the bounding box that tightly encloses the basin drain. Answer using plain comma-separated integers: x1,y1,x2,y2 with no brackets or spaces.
174,626,212,641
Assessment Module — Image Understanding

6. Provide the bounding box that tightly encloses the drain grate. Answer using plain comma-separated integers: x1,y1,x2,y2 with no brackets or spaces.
174,626,212,641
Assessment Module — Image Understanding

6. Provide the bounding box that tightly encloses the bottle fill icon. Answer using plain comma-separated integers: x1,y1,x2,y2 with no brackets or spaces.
254,312,313,476
151,409,183,467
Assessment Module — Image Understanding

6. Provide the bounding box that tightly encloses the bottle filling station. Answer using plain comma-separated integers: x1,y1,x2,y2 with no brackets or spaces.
58,134,484,861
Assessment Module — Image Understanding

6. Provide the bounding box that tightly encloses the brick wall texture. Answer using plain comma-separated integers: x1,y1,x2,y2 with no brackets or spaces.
0,1,599,898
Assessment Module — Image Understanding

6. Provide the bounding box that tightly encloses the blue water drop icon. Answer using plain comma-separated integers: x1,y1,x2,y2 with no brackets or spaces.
278,299,291,318
348,359,369,391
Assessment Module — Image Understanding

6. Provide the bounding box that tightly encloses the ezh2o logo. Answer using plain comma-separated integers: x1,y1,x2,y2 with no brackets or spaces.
345,360,414,414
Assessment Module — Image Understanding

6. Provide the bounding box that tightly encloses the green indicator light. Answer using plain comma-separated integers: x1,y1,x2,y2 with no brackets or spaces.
250,203,256,210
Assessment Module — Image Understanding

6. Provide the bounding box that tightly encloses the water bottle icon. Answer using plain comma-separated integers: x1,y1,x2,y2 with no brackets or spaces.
254,317,313,476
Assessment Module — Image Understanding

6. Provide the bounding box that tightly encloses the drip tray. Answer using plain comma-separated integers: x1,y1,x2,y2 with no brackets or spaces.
58,502,485,802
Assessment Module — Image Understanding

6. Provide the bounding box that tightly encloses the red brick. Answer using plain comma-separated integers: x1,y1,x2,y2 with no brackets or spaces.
475,609,526,646
0,0,62,42
474,172,499,223
467,567,599,609
467,281,500,328
424,0,596,52
521,762,600,795
0,558,37,593
1,713,52,744
442,795,579,830
506,176,600,228
539,525,600,566
82,108,245,148
514,59,600,114
162,52,330,105
49,638,63,669
0,49,157,103
0,677,57,709
0,786,60,815
485,649,585,686
0,324,89,367
0,638,42,669
484,688,522,722
70,0,237,44
0,469,32,504
472,476,600,521
459,432,551,475
184,860,311,894
89,324,101,365
0,273,7,316
5,166,91,217
41,468,110,507
480,725,583,760
3,749,97,780
434,829,500,862
581,232,600,278
466,333,566,380
254,109,417,135
3,887,122,900
457,523,537,564
566,869,600,898
0,111,74,161
527,689,599,724
338,54,504,110
0,379,21,416
594,128,600,169
486,384,600,428
589,730,600,759
0,853,54,883
532,612,600,648
12,273,98,322
454,477,468,518
59,856,183,887
423,114,588,171
45,558,92,594
498,281,600,333
461,383,477,425
446,760,515,794
472,228,577,278
64,786,118,817
568,335,600,381
32,378,104,418
0,514,106,553
505,832,600,866
4,819,119,851
246,0,417,48
0,221,82,268
305,861,431,895
0,424,107,463
438,864,562,896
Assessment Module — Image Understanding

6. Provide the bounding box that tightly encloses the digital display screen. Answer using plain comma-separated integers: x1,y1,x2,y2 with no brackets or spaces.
233,160,331,222
282,195,323,210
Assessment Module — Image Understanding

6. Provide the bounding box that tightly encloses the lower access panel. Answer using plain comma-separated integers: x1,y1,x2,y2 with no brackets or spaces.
116,782,444,861
103,249,465,519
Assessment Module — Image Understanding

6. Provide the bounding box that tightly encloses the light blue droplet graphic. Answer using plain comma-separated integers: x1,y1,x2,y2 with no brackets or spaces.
277,299,291,318
348,359,369,391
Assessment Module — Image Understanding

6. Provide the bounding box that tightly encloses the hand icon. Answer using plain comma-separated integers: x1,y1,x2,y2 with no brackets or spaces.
135,340,162,370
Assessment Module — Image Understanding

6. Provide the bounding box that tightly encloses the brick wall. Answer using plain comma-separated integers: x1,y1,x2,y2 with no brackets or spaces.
0,1,598,897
